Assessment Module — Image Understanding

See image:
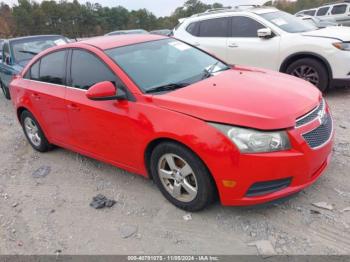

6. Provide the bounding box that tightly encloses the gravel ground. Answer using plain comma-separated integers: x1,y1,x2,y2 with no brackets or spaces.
0,87,349,255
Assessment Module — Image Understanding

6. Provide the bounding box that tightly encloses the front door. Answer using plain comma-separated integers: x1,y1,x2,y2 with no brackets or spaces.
226,16,281,70
65,49,137,167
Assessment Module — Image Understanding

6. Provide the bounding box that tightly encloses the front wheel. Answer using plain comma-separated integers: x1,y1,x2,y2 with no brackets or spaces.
150,142,216,211
0,81,11,100
286,58,329,92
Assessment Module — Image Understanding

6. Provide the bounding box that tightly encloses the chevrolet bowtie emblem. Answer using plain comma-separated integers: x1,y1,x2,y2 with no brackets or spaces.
318,109,326,125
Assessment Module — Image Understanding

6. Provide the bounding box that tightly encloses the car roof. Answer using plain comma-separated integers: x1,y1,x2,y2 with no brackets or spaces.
9,35,65,42
181,6,278,22
74,34,167,50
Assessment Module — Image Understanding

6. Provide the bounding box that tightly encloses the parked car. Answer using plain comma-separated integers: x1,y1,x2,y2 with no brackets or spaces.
150,29,172,36
296,1,350,26
0,35,69,100
0,39,4,62
9,35,333,211
295,8,317,17
173,6,350,91
105,29,149,36
298,15,338,28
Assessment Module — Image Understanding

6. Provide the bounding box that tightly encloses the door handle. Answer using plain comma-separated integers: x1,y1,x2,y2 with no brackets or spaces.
31,93,40,100
67,103,80,112
228,43,239,48
193,42,200,47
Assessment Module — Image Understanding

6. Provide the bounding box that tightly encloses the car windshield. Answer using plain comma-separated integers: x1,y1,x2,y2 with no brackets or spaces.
260,11,318,33
105,38,230,93
12,37,68,62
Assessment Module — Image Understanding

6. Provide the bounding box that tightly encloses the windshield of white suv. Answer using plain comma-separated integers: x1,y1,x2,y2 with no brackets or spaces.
260,11,318,33
106,38,230,93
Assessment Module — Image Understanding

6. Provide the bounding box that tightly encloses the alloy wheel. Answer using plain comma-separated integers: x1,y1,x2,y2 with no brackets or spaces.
158,153,198,203
24,117,42,147
291,65,319,86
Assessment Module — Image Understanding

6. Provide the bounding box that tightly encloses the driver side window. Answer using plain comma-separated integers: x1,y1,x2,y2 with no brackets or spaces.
70,50,121,91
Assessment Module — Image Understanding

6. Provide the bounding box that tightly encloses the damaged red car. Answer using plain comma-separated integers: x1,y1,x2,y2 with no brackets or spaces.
9,35,334,211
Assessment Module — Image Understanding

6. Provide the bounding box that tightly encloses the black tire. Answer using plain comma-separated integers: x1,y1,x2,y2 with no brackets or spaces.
20,110,51,152
150,142,216,211
286,58,329,92
0,81,11,100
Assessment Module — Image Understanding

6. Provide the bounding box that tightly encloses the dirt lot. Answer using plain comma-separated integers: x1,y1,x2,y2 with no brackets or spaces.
0,87,349,255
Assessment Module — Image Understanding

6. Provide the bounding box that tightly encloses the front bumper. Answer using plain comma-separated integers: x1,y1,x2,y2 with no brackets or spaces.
208,110,334,206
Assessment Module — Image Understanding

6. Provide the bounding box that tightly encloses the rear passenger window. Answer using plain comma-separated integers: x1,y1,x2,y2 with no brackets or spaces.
331,4,347,14
70,50,118,90
316,7,330,16
39,51,66,85
186,22,200,36
231,16,265,37
199,18,229,37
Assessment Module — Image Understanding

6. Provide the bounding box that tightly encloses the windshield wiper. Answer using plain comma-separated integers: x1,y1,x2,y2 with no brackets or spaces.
18,50,38,55
145,83,189,94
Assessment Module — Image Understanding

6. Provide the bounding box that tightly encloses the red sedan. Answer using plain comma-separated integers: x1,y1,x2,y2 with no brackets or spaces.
9,35,334,211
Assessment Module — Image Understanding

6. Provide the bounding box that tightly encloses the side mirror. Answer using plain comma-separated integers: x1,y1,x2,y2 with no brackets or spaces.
257,28,273,39
0,53,2,61
86,81,126,101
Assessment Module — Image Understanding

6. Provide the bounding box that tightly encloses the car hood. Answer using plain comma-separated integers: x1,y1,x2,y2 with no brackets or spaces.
152,67,321,130
302,26,350,41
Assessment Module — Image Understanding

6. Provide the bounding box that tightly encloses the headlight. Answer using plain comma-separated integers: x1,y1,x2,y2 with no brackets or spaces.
333,42,350,51
209,123,291,153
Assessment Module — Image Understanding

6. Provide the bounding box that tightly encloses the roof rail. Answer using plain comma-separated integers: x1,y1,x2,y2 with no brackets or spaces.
190,4,263,18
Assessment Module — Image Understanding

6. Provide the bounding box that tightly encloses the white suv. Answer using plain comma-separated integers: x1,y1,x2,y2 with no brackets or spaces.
173,6,350,91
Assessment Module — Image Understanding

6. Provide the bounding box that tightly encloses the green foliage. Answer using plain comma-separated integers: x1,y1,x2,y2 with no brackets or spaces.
0,0,334,38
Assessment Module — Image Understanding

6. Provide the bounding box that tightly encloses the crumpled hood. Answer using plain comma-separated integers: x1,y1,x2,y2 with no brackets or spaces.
152,67,321,130
302,26,350,41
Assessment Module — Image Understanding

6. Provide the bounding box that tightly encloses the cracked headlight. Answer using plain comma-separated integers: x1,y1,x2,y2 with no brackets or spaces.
333,42,350,51
209,123,291,153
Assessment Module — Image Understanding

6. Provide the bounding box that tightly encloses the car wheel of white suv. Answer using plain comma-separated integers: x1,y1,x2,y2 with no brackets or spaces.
286,58,329,92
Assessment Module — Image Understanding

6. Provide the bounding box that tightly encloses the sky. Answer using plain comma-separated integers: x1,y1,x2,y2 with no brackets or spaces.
5,0,273,17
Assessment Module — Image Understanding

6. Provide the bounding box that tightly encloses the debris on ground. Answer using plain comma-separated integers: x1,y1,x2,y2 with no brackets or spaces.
310,209,321,215
312,202,334,211
183,213,192,221
32,166,51,178
341,207,350,213
89,194,116,209
12,202,18,208
248,240,276,257
339,125,347,129
119,225,138,239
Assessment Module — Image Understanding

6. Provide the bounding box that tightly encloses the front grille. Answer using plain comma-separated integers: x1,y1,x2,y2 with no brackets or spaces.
246,178,292,197
296,99,325,127
302,114,333,149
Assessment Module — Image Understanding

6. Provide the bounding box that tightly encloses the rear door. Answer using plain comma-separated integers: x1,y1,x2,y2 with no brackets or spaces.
23,50,71,144
226,16,281,70
186,17,230,62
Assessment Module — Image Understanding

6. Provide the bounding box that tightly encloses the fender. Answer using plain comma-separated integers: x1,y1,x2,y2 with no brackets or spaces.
279,52,333,80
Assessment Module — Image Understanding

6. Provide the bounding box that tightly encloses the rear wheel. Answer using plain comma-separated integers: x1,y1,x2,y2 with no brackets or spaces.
0,81,10,100
286,58,329,92
20,111,51,152
150,142,216,211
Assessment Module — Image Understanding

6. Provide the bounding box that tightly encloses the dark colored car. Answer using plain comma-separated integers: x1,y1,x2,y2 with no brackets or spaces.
0,35,68,99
